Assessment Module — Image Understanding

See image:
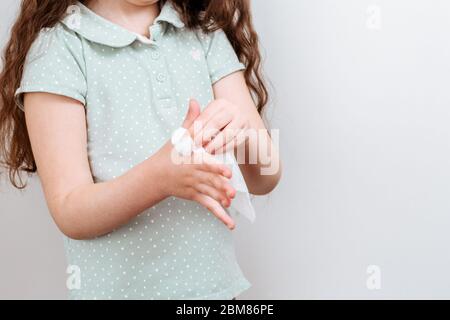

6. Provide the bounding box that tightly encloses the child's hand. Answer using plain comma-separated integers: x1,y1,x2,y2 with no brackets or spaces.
156,100,237,230
191,98,257,154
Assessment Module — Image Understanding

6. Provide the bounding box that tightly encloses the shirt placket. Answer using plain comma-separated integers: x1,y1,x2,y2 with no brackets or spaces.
141,23,175,110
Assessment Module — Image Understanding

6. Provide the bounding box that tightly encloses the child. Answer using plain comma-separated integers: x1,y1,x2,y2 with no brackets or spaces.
0,0,281,299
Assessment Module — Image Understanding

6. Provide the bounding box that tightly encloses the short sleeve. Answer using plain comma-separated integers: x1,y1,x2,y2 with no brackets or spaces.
199,29,246,84
15,24,87,112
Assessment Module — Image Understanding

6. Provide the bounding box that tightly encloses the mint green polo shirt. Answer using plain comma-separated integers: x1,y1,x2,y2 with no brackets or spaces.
15,1,250,300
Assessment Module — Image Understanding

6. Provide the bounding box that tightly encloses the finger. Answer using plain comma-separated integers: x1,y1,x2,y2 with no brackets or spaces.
193,170,236,198
195,161,232,179
205,122,240,154
194,111,233,147
194,193,236,229
214,128,248,155
182,99,201,129
192,150,223,166
202,171,235,197
188,100,223,141
197,151,221,164
194,183,231,208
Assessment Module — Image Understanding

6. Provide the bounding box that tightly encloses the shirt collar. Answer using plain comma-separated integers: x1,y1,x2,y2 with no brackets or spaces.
155,1,185,29
61,1,185,48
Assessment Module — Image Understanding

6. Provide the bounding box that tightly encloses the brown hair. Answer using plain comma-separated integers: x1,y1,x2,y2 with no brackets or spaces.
0,0,268,189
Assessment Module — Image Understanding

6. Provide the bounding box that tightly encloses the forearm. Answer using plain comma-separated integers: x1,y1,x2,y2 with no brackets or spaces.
238,117,282,195
54,150,168,240
210,71,282,193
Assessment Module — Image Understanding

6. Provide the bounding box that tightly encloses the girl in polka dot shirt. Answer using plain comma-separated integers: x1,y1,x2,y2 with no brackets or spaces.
0,0,281,299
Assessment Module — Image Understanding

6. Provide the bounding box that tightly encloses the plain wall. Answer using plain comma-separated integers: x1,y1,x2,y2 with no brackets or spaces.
2,0,450,299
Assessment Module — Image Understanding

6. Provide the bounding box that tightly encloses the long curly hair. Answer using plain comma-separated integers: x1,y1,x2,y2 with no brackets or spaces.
0,0,268,189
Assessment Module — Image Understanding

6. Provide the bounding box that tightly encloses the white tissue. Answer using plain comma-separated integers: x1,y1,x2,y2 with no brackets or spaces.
171,127,256,223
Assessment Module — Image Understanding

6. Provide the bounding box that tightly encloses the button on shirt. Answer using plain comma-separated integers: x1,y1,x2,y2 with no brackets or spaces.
15,1,249,300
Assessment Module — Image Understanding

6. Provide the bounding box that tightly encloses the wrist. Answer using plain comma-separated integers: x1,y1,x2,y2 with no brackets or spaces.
150,142,173,199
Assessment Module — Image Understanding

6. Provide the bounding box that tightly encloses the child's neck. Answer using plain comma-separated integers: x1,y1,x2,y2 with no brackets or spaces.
85,0,161,38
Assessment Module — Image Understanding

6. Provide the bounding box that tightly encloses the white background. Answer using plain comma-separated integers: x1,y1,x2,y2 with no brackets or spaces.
2,0,450,299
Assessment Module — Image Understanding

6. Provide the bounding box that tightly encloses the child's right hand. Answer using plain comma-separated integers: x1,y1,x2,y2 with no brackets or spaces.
155,100,237,230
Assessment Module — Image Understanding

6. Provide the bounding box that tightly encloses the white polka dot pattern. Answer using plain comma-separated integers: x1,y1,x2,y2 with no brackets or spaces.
15,1,249,300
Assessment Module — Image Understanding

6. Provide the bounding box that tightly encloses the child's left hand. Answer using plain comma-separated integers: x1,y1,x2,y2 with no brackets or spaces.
190,98,257,154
